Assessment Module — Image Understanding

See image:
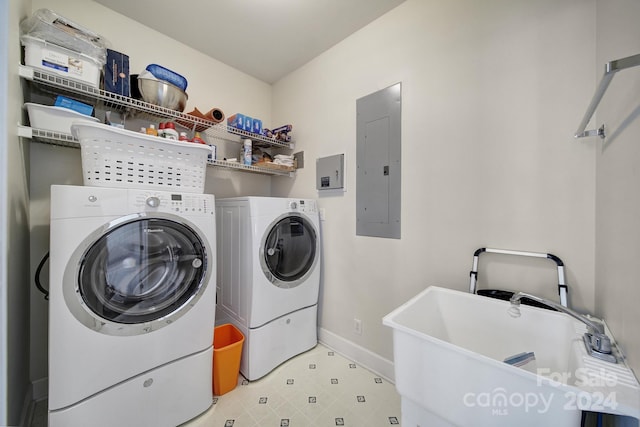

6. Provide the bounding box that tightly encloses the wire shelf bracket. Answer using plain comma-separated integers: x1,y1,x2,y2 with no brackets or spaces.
575,53,640,139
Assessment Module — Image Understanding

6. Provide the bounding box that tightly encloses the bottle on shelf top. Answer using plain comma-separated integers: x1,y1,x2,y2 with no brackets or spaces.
243,139,252,166
192,132,206,144
163,122,179,140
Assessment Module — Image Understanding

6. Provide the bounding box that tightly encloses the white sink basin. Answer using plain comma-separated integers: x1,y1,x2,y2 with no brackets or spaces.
383,286,640,427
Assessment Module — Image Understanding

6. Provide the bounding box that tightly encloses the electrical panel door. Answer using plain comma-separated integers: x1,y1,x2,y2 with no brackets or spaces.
356,83,401,239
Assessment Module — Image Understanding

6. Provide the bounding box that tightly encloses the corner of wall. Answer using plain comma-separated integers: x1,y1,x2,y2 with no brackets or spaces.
318,327,395,383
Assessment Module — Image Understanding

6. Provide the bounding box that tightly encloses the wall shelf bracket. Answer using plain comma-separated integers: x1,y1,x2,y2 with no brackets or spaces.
575,124,605,139
575,53,640,139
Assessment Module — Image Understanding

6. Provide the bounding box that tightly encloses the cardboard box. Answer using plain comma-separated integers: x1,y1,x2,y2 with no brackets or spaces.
252,118,262,135
242,116,253,132
54,95,94,116
104,49,130,96
228,113,246,130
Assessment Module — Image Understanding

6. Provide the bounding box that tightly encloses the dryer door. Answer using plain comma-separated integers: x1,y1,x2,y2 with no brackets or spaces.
260,213,319,289
70,216,209,334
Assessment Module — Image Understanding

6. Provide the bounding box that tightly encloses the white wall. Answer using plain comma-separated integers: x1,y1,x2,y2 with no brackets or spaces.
27,0,276,389
272,0,597,363
3,0,33,424
595,0,640,377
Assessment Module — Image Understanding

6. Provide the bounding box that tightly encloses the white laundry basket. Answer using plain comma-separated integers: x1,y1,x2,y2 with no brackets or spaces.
71,122,211,193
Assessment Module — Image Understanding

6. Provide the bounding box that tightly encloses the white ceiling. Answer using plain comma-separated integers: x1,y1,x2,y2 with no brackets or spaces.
94,0,406,84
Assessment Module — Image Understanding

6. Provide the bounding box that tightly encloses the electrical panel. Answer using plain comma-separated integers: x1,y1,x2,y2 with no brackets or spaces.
356,83,401,239
316,154,344,190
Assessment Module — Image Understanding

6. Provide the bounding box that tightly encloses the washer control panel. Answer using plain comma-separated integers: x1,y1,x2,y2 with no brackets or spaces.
287,199,317,214
132,192,214,214
145,196,161,208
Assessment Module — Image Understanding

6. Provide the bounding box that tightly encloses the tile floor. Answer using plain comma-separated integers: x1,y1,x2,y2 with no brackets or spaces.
30,343,401,427
183,343,401,426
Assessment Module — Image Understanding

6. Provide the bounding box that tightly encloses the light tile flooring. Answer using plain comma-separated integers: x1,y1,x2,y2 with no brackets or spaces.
30,343,401,427
183,343,401,426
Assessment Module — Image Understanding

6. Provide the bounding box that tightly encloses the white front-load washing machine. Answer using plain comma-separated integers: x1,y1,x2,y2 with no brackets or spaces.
48,185,216,427
216,197,321,381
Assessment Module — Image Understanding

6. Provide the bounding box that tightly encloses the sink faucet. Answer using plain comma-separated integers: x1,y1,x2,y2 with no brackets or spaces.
509,292,617,364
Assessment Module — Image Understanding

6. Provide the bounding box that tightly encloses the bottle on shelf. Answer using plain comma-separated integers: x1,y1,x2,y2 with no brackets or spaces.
243,139,252,166
191,132,206,144
164,122,179,140
146,124,158,136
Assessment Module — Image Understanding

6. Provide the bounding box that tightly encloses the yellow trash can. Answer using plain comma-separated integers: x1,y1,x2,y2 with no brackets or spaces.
212,323,244,396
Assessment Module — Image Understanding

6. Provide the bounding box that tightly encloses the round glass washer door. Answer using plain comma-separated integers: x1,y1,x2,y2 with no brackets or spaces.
260,213,319,289
67,215,209,335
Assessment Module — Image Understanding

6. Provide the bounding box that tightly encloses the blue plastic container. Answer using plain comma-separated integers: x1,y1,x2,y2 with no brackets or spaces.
145,64,188,91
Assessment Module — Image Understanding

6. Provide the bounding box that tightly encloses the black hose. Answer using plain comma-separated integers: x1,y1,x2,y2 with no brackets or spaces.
35,251,49,301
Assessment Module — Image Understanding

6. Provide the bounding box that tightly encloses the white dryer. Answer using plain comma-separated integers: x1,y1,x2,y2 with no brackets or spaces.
216,197,321,380
48,185,216,427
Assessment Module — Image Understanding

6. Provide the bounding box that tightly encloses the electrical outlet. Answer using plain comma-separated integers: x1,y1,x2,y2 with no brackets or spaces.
354,318,362,335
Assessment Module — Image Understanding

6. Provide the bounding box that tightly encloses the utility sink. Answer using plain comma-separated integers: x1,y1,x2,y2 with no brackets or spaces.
383,286,640,427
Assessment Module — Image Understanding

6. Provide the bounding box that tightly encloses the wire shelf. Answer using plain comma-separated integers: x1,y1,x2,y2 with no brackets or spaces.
20,65,297,177
18,126,295,176
18,126,79,149
20,65,295,150
210,160,294,176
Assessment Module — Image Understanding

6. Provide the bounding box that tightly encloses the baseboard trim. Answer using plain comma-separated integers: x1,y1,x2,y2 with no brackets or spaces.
317,327,395,383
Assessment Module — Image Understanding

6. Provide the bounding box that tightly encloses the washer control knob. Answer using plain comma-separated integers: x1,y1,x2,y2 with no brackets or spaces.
146,196,161,208
289,201,298,210
88,195,97,203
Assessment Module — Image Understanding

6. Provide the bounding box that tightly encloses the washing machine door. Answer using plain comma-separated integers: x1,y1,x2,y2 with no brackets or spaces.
67,214,210,335
260,213,319,289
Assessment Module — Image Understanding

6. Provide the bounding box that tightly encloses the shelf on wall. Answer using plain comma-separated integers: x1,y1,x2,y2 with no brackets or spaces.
210,160,295,177
19,65,296,177
17,125,78,149
19,65,295,150
18,126,295,177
